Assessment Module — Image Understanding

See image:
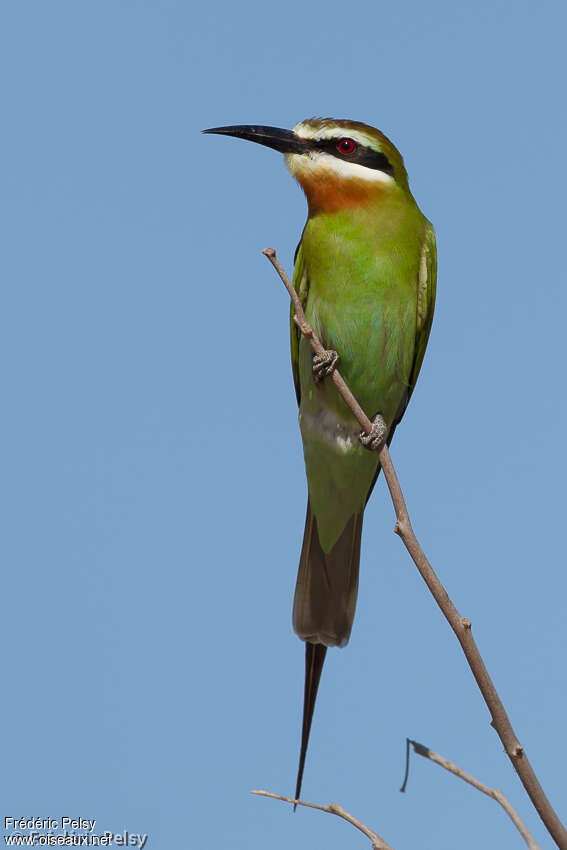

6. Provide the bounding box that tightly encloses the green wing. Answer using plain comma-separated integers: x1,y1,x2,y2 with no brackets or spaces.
290,239,309,406
365,223,437,504
390,221,437,430
407,222,437,401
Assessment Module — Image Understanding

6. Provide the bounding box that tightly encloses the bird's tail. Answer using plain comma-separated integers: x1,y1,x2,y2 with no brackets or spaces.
294,642,326,807
292,503,363,802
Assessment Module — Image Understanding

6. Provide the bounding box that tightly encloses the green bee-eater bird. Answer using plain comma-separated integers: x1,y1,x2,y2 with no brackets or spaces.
204,119,436,802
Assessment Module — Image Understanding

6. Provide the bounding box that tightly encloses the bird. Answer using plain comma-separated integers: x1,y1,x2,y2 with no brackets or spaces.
204,118,436,803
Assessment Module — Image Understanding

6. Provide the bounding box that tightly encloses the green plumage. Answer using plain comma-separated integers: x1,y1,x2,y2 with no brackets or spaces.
291,202,435,554
202,116,436,805
289,144,436,801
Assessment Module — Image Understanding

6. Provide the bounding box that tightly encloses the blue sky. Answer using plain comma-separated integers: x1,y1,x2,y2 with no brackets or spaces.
1,1,566,848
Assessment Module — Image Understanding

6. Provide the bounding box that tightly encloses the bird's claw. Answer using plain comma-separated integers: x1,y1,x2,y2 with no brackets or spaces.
360,414,388,451
312,349,339,383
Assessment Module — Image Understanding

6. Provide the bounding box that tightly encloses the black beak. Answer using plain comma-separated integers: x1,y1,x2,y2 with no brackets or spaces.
202,124,309,155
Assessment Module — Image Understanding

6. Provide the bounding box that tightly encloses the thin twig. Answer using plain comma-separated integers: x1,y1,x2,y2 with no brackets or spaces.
251,790,394,850
403,739,541,849
262,248,566,850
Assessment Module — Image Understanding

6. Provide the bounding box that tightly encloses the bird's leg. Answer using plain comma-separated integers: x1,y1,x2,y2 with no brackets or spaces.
312,348,339,383
360,413,388,451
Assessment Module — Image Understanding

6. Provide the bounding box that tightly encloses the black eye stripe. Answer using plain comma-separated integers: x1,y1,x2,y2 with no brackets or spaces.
310,138,394,177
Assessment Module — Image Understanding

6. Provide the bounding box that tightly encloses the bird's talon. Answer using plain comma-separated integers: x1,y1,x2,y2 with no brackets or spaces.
312,349,339,383
360,414,388,451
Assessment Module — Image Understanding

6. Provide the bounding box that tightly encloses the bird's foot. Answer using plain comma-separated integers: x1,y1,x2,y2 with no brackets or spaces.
360,413,388,451
312,349,339,383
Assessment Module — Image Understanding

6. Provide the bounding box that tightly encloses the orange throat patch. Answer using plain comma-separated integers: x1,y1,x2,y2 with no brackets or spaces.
298,172,387,215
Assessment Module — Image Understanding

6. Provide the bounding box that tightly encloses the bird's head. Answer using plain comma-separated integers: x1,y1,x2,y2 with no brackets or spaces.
203,118,411,215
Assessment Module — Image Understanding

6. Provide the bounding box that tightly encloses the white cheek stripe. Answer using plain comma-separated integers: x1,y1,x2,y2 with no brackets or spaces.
285,151,394,185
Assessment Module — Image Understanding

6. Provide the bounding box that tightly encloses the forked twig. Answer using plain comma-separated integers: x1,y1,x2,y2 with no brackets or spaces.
401,739,541,849
251,790,394,850
262,247,566,849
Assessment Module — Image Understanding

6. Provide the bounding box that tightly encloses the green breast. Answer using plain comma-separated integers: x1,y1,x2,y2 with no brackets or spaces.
297,197,427,552
300,199,425,421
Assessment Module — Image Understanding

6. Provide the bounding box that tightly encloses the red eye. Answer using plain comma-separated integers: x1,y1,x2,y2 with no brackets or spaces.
337,137,356,154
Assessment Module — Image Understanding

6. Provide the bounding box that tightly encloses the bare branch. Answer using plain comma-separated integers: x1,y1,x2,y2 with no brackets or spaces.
251,790,394,850
263,248,567,850
403,739,541,849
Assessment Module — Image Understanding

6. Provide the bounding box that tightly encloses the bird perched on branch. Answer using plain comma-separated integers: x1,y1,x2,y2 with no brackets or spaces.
204,118,436,802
